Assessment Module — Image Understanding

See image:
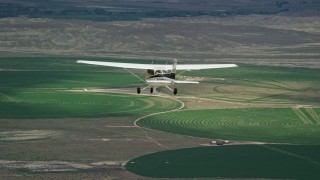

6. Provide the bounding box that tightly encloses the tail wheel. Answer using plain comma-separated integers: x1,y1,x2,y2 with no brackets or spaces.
137,87,141,94
150,87,153,94
173,88,177,95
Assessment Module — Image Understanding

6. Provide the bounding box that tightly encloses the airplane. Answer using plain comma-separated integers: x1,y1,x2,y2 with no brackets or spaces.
77,59,237,95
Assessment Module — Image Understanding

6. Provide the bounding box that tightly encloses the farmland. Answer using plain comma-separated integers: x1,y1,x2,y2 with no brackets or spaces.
130,62,320,179
0,56,320,179
1,4,320,178
0,57,182,118
137,108,320,144
0,57,204,179
126,144,320,179
179,65,320,105
0,91,181,119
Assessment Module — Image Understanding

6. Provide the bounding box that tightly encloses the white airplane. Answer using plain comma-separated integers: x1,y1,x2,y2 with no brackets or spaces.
77,59,237,95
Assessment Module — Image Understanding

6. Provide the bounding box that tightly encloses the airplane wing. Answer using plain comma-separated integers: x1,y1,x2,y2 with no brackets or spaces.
77,60,165,70
146,79,199,84
176,64,237,70
174,80,199,84
77,60,237,70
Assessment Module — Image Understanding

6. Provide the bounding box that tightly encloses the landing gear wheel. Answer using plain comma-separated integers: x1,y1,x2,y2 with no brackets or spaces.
150,87,154,94
137,87,141,94
173,88,177,95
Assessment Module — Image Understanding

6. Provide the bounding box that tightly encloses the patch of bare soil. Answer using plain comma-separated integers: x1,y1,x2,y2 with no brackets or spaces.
0,130,60,141
0,160,126,173
200,141,271,147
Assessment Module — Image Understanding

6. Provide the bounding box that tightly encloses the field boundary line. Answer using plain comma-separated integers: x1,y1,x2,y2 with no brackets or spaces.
291,108,313,125
305,108,320,125
132,95,217,143
0,92,19,102
133,97,185,127
262,145,320,166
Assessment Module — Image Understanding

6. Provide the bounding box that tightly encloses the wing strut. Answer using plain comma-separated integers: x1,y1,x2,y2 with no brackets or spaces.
165,86,173,91
123,68,145,83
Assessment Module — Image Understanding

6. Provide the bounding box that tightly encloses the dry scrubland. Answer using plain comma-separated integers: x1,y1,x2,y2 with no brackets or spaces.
0,118,207,179
0,15,320,68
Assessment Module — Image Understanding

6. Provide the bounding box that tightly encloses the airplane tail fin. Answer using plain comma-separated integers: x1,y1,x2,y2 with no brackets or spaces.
171,58,177,79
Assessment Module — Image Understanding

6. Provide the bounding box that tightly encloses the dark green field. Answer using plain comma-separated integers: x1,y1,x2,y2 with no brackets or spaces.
126,145,320,179
0,57,180,119
0,57,146,89
0,57,153,71
183,65,320,104
186,65,320,82
138,108,320,144
0,91,180,119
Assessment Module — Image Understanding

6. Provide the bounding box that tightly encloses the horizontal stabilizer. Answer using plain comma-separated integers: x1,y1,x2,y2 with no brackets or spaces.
146,80,173,84
174,80,199,84
176,64,237,70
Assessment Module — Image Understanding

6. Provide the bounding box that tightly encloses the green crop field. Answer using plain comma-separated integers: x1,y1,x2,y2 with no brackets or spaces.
0,57,151,89
0,91,180,119
137,108,320,144
0,71,141,89
126,144,320,179
1,56,320,179
185,65,320,82
0,57,155,71
0,57,181,119
182,66,320,104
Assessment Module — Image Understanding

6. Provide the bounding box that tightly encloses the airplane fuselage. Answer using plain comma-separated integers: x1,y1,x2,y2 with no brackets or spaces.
146,76,175,87
144,70,176,87
141,72,177,94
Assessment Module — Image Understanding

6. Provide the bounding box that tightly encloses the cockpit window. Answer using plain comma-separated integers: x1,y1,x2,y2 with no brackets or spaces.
155,70,162,74
147,69,154,75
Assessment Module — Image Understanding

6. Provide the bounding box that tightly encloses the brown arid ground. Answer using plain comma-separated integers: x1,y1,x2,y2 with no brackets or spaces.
0,15,320,68
0,116,210,179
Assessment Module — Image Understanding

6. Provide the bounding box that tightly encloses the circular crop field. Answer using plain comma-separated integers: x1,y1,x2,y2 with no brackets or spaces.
126,145,320,179
137,108,320,144
0,91,181,118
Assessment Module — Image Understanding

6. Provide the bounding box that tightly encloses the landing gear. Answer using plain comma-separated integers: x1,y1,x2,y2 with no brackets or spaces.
150,87,153,94
173,88,178,95
137,87,141,94
165,86,177,95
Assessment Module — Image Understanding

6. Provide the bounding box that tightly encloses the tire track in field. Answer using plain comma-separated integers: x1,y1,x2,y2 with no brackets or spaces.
291,108,314,125
0,92,19,102
133,97,185,149
305,108,320,125
75,89,187,148
133,98,185,127
261,145,320,166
